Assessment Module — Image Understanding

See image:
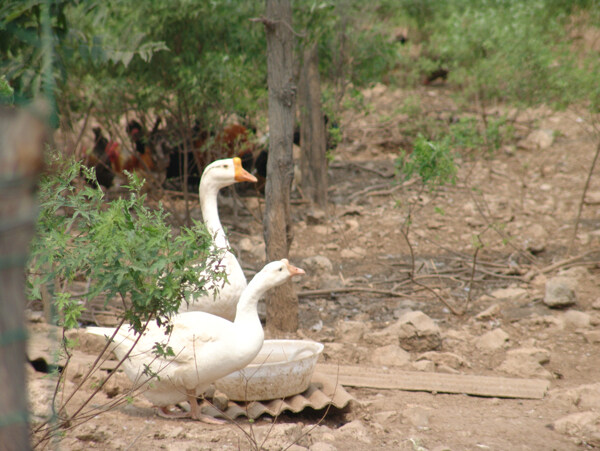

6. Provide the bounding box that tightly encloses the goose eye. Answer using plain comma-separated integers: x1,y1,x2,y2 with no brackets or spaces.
278,267,283,272
224,165,229,169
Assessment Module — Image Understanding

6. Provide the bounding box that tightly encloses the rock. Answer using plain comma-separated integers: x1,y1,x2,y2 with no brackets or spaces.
334,320,367,343
306,209,326,225
345,219,359,231
553,411,600,447
340,247,367,259
497,347,552,379
498,357,552,380
518,129,554,150
372,410,398,423
585,191,600,205
309,443,338,451
592,299,600,310
310,225,329,235
412,360,435,372
490,287,528,301
237,237,265,260
474,328,510,352
550,383,600,410
337,420,371,443
583,330,600,343
287,445,308,451
475,304,501,321
366,311,441,352
507,347,551,364
65,329,108,355
544,277,577,308
559,266,590,280
322,342,364,364
417,351,470,370
563,310,591,329
302,255,334,274
522,223,548,254
402,405,432,428
102,372,132,398
370,344,410,367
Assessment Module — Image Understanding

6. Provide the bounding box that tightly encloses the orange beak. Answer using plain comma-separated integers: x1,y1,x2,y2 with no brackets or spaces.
233,157,258,183
283,259,306,276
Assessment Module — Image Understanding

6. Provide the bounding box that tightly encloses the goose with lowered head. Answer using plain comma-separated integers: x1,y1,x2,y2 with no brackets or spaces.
183,157,257,320
87,259,305,423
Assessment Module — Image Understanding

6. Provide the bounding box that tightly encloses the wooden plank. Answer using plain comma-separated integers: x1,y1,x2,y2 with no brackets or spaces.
316,363,550,399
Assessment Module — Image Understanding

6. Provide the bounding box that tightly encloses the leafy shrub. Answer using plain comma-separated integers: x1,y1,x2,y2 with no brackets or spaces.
396,134,457,188
448,115,513,154
28,155,223,332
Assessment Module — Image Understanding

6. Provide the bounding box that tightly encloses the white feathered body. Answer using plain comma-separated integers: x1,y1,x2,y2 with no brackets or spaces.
87,312,263,407
181,250,246,320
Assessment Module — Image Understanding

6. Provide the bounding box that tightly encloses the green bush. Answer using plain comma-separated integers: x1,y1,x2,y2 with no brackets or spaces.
396,134,457,188
28,155,224,332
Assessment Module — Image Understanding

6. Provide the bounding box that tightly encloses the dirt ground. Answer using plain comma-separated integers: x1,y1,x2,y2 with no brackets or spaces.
28,84,600,450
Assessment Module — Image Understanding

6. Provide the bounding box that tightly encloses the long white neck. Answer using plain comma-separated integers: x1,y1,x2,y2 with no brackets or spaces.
234,274,271,323
200,180,228,249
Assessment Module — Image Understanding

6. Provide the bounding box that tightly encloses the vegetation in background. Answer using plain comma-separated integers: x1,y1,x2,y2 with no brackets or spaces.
396,134,457,189
28,154,224,332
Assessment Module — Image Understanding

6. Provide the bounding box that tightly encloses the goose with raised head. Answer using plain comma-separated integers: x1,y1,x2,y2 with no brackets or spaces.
87,259,305,423
184,157,257,320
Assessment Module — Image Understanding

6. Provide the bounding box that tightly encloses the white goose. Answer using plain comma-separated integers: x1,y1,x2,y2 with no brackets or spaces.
87,259,304,423
184,157,256,320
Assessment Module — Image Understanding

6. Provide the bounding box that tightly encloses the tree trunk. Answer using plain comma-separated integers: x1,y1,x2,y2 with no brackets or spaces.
298,43,328,210
0,106,46,451
263,0,298,332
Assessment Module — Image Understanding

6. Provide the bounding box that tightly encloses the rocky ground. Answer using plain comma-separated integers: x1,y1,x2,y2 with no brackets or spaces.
28,84,600,450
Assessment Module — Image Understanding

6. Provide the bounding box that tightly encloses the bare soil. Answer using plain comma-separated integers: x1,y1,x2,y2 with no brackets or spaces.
28,84,600,450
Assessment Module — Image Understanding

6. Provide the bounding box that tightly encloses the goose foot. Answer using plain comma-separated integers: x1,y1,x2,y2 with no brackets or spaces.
157,406,190,419
187,391,226,424
193,413,227,424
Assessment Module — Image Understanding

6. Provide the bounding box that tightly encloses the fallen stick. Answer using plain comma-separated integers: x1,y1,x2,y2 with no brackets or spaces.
298,286,410,298
539,248,600,274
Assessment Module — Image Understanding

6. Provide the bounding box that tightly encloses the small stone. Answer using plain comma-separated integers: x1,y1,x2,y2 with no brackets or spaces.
310,442,338,451
498,357,553,380
474,328,510,352
544,277,577,308
490,287,528,301
334,320,367,343
311,225,329,235
553,411,600,447
338,420,371,443
592,299,600,310
563,310,591,329
302,256,333,274
340,247,367,259
366,311,441,352
506,347,551,364
583,330,600,343
417,351,470,370
372,410,397,423
237,237,265,260
287,445,308,451
475,304,501,321
370,344,410,367
518,129,554,150
402,405,432,428
307,209,327,224
412,360,435,372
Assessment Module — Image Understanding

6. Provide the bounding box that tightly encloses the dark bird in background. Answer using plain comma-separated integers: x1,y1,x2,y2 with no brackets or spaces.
422,67,449,85
87,126,116,189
